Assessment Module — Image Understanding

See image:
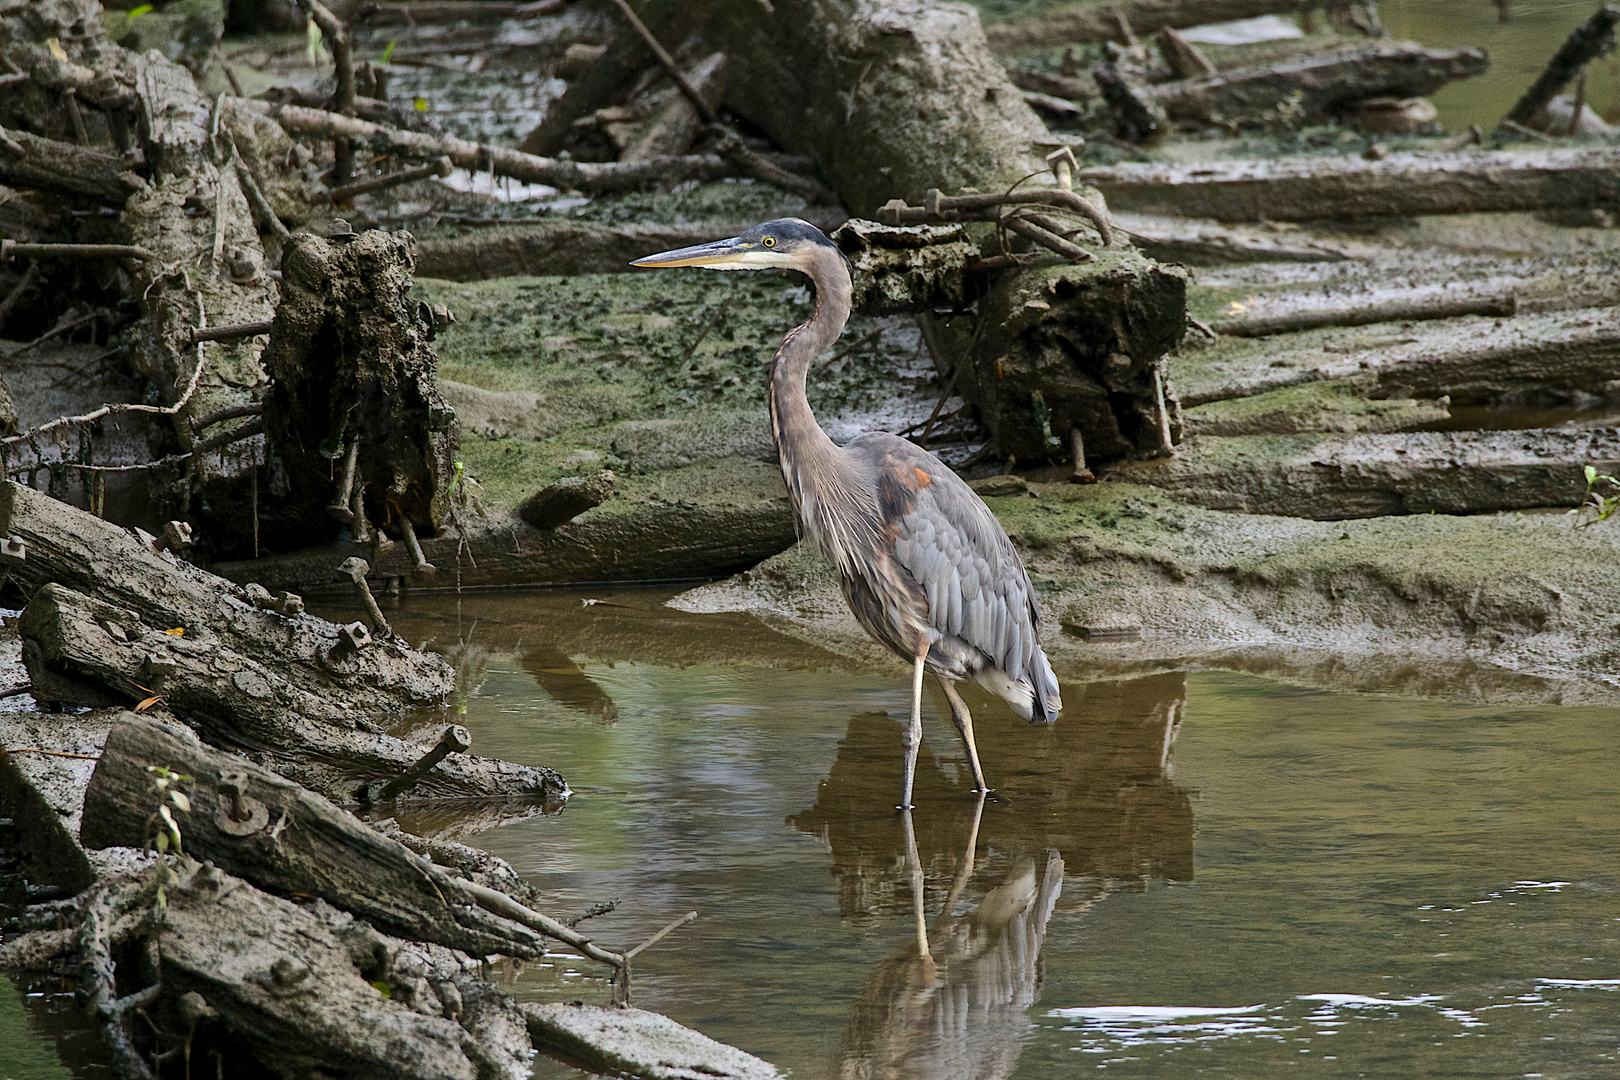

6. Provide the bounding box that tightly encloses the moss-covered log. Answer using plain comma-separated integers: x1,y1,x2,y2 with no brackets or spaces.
953,250,1188,465
1080,147,1620,222
1104,429,1618,519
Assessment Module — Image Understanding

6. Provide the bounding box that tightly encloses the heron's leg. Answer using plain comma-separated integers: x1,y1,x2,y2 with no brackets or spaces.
939,678,989,793
900,808,932,962
899,645,927,810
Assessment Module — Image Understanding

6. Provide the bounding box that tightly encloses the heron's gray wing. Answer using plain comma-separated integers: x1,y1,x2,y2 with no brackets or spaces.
853,434,1054,710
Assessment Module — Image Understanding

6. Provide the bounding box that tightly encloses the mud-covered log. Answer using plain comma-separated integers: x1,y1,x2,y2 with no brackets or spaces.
700,0,1049,215
952,249,1187,464
1117,212,1355,264
1147,42,1488,127
1105,429,1620,519
833,220,977,314
1181,380,1450,436
1079,146,1620,221
524,1003,780,1080
93,862,532,1080
260,229,457,554
0,129,146,204
983,0,1312,51
0,480,450,712
1174,305,1620,407
81,715,552,959
1210,289,1517,336
621,51,727,161
21,585,563,803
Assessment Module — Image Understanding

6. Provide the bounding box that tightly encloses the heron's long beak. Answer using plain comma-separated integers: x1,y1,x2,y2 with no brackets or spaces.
630,236,755,269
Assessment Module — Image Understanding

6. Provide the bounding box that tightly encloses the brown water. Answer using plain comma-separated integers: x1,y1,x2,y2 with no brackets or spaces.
4,586,1619,1077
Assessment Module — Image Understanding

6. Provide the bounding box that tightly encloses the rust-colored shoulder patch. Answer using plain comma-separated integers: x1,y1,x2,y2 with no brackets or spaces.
913,467,931,488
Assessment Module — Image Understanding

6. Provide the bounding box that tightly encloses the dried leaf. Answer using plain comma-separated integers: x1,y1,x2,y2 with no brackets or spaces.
135,696,162,712
47,38,68,61
164,627,185,636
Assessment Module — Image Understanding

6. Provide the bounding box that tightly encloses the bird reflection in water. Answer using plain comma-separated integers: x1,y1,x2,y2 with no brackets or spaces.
520,644,620,723
790,672,1194,1080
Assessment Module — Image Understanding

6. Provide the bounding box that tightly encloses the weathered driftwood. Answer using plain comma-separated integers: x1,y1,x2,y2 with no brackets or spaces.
1080,146,1620,221
517,472,615,530
1147,42,1488,127
28,862,534,1080
21,586,562,803
0,128,146,204
414,214,847,281
1174,305,1620,407
620,51,727,162
523,1003,780,1080
699,0,1050,215
80,715,553,959
258,229,457,556
983,0,1311,51
238,97,738,193
1105,429,1620,519
954,249,1187,464
1211,290,1517,337
1503,4,1620,127
0,480,450,713
1181,379,1450,436
1117,212,1356,264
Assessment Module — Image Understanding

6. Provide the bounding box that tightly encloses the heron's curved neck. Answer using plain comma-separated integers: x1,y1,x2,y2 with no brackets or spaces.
769,247,852,475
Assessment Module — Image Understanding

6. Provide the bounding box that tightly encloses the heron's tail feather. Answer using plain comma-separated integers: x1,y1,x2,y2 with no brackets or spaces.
971,649,1061,723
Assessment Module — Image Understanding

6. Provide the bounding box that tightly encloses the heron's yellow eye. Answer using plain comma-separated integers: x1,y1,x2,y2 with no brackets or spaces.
763,236,776,248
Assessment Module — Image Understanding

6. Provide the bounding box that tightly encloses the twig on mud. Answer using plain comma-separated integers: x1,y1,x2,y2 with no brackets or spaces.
322,155,452,204
188,401,264,431
187,321,274,345
231,147,290,241
297,0,358,183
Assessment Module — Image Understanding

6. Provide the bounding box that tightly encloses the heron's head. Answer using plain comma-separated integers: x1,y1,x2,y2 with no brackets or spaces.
631,218,839,273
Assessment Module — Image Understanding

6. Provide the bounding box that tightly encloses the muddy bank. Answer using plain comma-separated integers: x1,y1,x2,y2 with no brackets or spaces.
673,480,1620,705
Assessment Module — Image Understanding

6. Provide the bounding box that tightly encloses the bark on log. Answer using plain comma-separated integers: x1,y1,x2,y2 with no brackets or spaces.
259,229,457,555
1105,429,1620,519
0,480,451,713
1211,290,1517,336
80,714,553,959
1503,4,1620,126
983,0,1312,51
94,862,533,1080
1116,212,1355,264
21,586,563,803
1079,146,1620,221
954,249,1187,464
239,98,737,193
699,0,1050,216
1173,305,1620,407
120,51,278,536
0,129,146,204
620,52,727,162
1147,42,1488,127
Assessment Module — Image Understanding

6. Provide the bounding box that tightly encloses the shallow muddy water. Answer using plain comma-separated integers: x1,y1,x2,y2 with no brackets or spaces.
5,586,1619,1078
390,589,1618,1079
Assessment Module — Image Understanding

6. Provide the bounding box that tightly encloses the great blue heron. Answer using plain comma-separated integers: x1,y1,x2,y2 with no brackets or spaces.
633,218,1061,808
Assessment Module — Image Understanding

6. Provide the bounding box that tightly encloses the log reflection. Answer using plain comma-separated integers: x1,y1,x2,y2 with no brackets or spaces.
789,672,1194,1080
520,644,621,723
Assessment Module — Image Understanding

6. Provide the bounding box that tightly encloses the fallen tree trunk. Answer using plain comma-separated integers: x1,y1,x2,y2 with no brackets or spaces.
1079,146,1620,221
20,585,564,803
80,714,553,959
699,0,1050,215
1210,289,1517,336
983,0,1311,51
1173,305,1620,407
237,97,739,193
1148,41,1488,127
1104,429,1620,519
1180,379,1450,436
0,129,147,204
1117,212,1357,264
0,480,450,712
